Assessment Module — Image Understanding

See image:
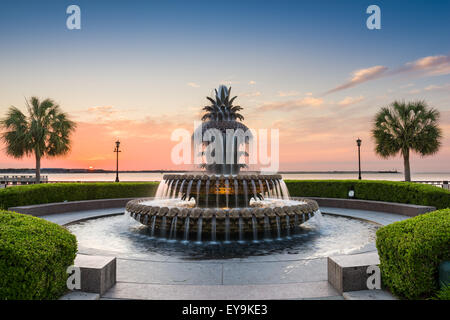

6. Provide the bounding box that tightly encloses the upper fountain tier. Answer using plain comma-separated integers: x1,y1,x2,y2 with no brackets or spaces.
195,85,251,175
159,173,286,208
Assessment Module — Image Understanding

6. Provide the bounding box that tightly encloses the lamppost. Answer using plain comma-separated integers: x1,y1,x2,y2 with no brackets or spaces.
114,140,121,182
356,138,362,180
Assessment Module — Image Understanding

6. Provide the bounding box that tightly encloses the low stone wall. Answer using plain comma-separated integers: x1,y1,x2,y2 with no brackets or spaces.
292,197,436,217
9,198,137,216
8,196,436,219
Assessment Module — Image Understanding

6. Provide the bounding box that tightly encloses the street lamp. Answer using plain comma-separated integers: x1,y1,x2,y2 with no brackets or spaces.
114,140,121,182
356,138,362,180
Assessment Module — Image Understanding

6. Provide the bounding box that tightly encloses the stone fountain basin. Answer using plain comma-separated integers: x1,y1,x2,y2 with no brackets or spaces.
125,198,319,235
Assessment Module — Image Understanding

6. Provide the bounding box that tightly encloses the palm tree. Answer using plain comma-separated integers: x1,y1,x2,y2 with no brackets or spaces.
1,97,76,183
372,100,442,181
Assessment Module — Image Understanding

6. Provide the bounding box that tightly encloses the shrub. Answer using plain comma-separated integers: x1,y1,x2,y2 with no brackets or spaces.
0,182,159,209
434,284,450,300
285,180,450,209
0,211,77,299
376,209,450,299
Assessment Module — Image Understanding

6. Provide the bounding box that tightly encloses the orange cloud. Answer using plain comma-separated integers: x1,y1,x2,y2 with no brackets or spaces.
257,96,323,112
338,96,365,106
277,91,301,97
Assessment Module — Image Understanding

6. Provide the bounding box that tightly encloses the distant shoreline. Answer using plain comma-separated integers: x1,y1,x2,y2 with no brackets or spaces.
0,168,400,174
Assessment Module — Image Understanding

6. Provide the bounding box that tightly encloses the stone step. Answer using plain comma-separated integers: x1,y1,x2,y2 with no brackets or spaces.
343,290,397,300
59,291,100,300
103,281,340,300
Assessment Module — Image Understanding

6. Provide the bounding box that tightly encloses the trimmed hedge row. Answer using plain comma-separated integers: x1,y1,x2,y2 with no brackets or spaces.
376,209,450,299
0,211,77,299
1,180,448,210
0,182,159,209
285,180,450,209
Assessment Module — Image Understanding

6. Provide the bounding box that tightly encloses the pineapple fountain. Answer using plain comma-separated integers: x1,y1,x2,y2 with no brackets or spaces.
125,86,320,242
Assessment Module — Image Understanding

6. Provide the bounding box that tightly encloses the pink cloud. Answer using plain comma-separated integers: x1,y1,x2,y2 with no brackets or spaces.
404,55,450,75
326,66,387,94
326,55,450,94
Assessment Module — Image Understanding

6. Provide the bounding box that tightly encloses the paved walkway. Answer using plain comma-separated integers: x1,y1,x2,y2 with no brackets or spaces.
42,208,124,225
42,206,405,300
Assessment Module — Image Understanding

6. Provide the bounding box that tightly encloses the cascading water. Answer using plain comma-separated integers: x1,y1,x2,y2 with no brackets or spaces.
211,215,217,242
265,180,272,198
294,214,299,232
271,180,278,198
196,180,202,202
197,216,203,243
215,180,220,208
275,180,283,200
205,179,210,207
251,179,257,201
238,215,244,242
184,217,190,241
169,216,177,240
225,215,230,242
225,179,229,208
150,216,156,237
280,180,290,200
186,180,194,201
285,216,290,238
275,216,281,239
165,180,173,199
155,180,166,198
234,179,239,207
161,216,167,237
258,180,264,197
264,216,271,239
252,215,258,242
177,180,186,199
243,180,248,205
172,180,180,198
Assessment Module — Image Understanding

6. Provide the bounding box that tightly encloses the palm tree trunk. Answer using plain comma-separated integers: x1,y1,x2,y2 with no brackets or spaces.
403,148,411,182
35,153,41,184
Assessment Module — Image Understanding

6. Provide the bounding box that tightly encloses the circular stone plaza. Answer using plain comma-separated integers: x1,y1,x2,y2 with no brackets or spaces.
9,189,438,300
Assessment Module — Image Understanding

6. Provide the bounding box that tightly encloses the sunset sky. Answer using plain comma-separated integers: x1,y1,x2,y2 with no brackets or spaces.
0,0,449,172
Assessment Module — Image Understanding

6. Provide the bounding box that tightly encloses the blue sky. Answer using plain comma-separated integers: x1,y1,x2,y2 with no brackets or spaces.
0,0,449,171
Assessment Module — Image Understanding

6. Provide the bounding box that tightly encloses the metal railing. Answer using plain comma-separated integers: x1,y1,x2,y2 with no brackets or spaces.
0,175,49,186
412,180,449,190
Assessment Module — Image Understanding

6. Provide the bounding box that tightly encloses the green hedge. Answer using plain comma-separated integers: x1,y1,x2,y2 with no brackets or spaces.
0,182,159,209
376,209,450,299
435,285,450,300
285,180,450,209
2,180,448,210
0,211,77,299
